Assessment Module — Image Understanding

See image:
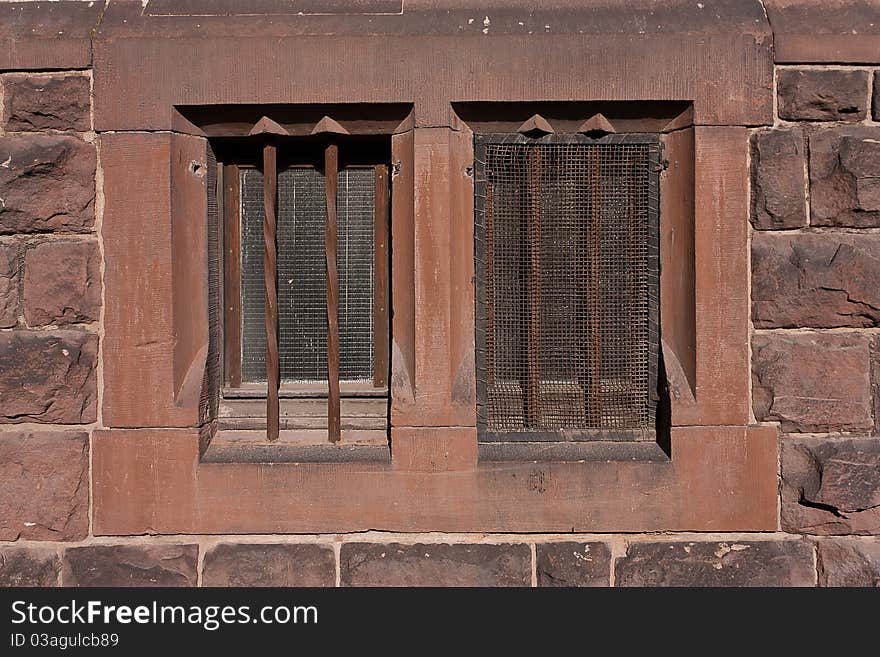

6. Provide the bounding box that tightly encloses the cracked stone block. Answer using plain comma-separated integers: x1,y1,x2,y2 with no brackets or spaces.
63,545,199,587
0,546,60,586
0,330,97,424
536,542,611,587
340,543,531,587
0,134,96,234
615,540,815,586
24,239,100,326
752,232,880,328
202,543,335,587
810,127,880,227
0,244,19,327
750,128,807,229
782,437,880,536
0,431,88,542
752,332,872,432
817,538,880,586
778,69,868,121
2,73,90,132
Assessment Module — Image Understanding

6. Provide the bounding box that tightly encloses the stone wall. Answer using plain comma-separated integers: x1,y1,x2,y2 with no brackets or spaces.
0,1,878,587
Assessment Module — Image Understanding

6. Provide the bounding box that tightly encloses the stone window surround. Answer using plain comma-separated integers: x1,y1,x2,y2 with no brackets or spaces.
90,3,778,535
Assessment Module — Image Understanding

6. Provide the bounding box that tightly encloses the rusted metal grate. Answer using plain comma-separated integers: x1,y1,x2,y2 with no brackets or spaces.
474,133,660,441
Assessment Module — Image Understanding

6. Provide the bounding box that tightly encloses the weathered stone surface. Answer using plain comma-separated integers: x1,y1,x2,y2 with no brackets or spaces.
778,69,868,121
615,540,815,586
750,128,807,229
817,539,880,586
2,74,90,132
0,330,97,423
536,541,611,587
202,543,335,587
782,437,880,536
0,431,88,541
0,546,60,586
752,232,880,328
810,127,880,227
0,244,19,328
341,543,530,587
24,240,100,326
0,134,95,234
752,332,872,432
63,545,199,587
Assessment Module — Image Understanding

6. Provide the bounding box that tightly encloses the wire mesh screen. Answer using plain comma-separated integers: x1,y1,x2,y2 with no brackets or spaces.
474,134,659,442
239,166,375,384
201,145,220,426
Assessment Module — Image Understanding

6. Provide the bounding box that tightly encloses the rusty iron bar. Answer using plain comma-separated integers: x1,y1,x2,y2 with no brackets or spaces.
373,164,389,389
262,143,280,441
484,181,495,388
525,146,542,428
324,143,341,443
587,147,603,421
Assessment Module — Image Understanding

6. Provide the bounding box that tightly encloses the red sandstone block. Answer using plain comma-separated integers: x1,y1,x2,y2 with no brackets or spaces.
24,239,100,326
782,437,880,536
62,544,199,587
0,330,97,424
778,69,868,121
2,73,90,132
615,540,815,586
0,134,95,234
202,543,335,587
752,332,872,432
340,543,530,587
0,431,89,542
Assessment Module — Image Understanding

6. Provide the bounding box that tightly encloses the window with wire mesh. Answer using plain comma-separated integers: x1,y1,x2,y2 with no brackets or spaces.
474,134,660,442
239,166,376,385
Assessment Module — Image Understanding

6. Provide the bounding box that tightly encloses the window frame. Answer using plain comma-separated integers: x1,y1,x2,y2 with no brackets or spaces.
216,137,392,443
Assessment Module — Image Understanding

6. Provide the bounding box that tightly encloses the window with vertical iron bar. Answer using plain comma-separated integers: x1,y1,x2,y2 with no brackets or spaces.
215,138,391,445
474,133,660,443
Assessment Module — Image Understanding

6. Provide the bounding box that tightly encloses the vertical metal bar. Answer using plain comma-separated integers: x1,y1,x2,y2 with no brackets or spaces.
223,164,242,388
587,147,603,420
263,144,280,441
484,182,495,389
325,143,341,443
525,146,542,428
372,164,389,389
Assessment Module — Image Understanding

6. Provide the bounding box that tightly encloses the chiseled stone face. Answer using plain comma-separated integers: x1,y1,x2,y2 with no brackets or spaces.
750,128,807,230
752,332,872,433
63,545,199,587
810,127,880,227
0,431,89,542
340,543,531,587
0,244,19,328
0,547,60,587
24,239,100,326
782,437,880,536
777,68,868,121
536,542,611,587
2,73,91,132
0,330,97,424
615,540,816,586
751,232,880,329
202,543,336,587
817,539,880,586
0,134,96,234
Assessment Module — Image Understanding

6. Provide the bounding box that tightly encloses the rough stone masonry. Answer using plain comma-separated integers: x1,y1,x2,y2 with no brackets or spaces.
0,0,878,587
